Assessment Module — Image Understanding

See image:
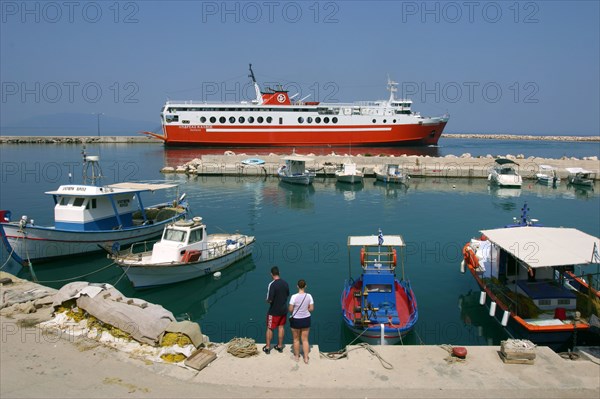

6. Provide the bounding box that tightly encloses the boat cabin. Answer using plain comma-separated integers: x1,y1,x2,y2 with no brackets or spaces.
150,217,207,264
493,158,519,176
281,155,313,176
46,182,178,232
475,226,599,320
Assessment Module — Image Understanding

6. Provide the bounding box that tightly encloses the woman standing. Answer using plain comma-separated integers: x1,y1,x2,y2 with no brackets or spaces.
289,279,314,364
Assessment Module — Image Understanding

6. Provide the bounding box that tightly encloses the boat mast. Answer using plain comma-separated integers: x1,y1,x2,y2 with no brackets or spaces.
387,75,398,104
248,63,263,105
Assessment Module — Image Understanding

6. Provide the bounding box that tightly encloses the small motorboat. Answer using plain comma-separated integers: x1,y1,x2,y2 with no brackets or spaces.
0,149,188,265
335,160,364,184
341,230,418,345
535,165,560,186
566,167,595,188
277,155,315,185
241,158,265,166
488,158,522,188
461,203,600,349
373,164,410,185
112,216,254,288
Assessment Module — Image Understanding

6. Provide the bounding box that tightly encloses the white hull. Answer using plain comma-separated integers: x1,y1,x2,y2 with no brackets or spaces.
0,217,182,264
118,241,254,288
489,173,523,188
336,173,364,184
278,173,315,185
375,173,409,185
536,173,560,185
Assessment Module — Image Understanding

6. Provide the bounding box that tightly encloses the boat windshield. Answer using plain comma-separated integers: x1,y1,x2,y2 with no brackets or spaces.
163,229,187,243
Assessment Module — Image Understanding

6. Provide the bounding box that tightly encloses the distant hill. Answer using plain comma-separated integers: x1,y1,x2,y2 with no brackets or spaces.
0,113,159,136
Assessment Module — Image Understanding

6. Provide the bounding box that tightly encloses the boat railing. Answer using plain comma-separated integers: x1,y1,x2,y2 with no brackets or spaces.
118,241,153,258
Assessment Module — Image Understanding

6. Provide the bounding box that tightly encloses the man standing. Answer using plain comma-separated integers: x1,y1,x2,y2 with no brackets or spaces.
264,266,289,354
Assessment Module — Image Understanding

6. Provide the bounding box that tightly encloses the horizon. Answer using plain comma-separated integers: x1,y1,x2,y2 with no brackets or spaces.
1,1,599,136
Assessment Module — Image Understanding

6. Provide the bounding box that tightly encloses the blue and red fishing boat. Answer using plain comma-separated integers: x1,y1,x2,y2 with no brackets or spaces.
341,230,418,345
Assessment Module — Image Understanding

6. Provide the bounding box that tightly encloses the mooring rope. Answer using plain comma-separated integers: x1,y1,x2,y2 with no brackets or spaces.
35,262,118,284
320,342,393,370
226,337,258,358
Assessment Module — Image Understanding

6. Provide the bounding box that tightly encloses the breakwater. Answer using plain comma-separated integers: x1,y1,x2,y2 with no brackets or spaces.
1,134,599,144
162,152,600,180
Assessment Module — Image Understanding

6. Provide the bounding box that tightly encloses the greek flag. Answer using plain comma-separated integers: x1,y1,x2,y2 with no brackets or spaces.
592,242,600,263
378,229,384,246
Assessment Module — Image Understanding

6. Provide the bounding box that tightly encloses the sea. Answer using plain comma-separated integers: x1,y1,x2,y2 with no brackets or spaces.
1,137,599,352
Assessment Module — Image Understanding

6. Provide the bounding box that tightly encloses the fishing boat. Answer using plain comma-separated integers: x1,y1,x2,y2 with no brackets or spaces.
341,230,418,345
461,204,600,349
0,151,188,265
277,155,315,185
143,64,449,147
488,158,522,188
112,216,254,288
335,160,364,184
373,163,410,185
565,167,596,188
535,165,560,186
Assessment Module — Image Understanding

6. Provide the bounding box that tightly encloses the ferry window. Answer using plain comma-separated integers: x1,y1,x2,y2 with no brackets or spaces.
73,198,85,207
229,116,235,123
393,119,396,123
266,116,272,123
383,119,387,123
165,115,179,123
163,229,187,243
219,116,226,123
324,117,329,123
332,117,338,123
307,117,313,123
239,116,245,123
372,119,376,123
257,116,264,123
200,116,206,123
182,120,190,124
315,117,321,123
189,228,203,244
248,116,254,123
210,116,216,123
298,117,304,123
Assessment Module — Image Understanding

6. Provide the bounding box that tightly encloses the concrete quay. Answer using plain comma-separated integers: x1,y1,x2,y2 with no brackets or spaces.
162,153,600,181
1,271,599,399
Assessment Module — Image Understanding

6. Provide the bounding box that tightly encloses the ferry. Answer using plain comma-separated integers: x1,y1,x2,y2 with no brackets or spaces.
144,65,449,147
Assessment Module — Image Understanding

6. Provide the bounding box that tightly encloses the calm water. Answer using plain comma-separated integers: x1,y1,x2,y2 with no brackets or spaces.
1,142,599,351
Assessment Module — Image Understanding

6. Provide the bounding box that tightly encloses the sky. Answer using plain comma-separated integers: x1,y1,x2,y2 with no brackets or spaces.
1,0,599,135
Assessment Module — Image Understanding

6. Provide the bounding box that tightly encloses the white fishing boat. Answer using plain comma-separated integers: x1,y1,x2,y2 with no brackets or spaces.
0,151,188,265
335,160,364,184
488,158,522,188
277,155,315,185
374,163,409,185
113,216,255,288
535,165,560,186
566,167,595,188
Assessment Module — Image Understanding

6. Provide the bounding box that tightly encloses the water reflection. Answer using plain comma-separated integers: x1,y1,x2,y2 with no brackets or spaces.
130,257,256,321
277,181,315,210
335,181,364,202
373,179,409,198
457,290,509,345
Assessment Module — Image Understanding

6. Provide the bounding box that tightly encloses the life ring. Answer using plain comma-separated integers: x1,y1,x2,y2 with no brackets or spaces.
462,244,479,269
360,248,365,266
392,249,397,266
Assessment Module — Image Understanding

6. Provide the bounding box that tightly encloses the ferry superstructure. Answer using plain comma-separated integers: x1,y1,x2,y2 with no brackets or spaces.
145,65,449,147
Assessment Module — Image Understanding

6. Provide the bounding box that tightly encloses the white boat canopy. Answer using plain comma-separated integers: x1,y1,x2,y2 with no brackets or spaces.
348,235,405,247
282,155,313,162
565,167,592,174
480,227,600,268
107,182,179,192
539,165,557,171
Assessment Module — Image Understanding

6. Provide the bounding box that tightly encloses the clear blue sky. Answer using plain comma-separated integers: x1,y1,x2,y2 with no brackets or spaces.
1,0,599,135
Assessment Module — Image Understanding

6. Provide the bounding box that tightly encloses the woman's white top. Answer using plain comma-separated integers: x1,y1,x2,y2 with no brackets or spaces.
289,293,314,319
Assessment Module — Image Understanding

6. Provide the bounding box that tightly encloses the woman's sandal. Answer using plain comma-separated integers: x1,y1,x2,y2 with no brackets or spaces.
274,345,284,353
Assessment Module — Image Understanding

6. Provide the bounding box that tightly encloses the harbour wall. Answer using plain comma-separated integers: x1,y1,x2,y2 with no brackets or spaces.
163,153,600,181
1,134,599,144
